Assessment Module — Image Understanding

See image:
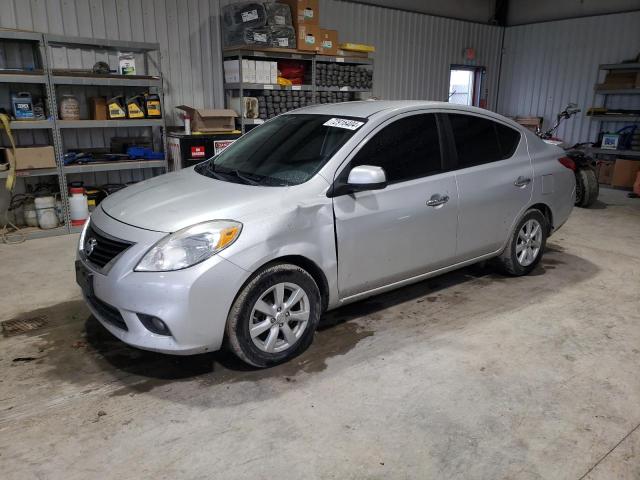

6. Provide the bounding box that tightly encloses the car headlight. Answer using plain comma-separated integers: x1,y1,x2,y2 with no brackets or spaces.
135,220,242,272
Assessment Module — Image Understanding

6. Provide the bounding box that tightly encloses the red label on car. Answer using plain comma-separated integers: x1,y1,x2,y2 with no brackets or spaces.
191,146,205,158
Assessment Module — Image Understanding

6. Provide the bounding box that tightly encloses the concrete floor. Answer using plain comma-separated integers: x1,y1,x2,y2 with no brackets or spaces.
0,187,639,479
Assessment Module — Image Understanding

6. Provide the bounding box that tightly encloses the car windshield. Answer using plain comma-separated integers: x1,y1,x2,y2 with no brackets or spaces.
195,114,366,186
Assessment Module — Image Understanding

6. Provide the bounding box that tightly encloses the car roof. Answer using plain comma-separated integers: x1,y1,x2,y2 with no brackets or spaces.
288,100,522,129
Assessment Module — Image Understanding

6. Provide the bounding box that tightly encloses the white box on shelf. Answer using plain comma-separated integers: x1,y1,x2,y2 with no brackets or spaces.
256,61,269,84
245,60,256,83
270,61,278,84
224,60,239,83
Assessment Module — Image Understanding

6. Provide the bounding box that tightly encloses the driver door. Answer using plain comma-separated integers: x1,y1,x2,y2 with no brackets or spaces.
332,112,459,298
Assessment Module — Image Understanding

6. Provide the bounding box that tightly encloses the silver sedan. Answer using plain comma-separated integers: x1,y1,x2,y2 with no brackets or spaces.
76,101,575,367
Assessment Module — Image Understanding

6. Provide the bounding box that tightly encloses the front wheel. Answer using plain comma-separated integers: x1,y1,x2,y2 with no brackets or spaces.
575,167,599,208
495,209,548,276
225,263,321,368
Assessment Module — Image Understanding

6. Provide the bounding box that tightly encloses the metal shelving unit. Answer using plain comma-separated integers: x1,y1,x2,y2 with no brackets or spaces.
1,31,167,240
223,48,374,133
588,63,640,167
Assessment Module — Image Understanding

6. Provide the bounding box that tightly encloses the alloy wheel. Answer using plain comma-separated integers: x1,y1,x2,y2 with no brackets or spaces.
249,282,310,353
516,219,543,267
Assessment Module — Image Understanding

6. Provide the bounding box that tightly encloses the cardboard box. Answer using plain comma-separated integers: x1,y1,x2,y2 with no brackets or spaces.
297,24,322,52
3,146,56,170
596,160,615,185
89,97,107,120
318,29,338,55
175,106,237,133
611,158,640,188
282,0,319,31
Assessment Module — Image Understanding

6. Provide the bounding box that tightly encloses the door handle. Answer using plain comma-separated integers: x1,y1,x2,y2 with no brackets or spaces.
426,194,450,207
514,176,531,188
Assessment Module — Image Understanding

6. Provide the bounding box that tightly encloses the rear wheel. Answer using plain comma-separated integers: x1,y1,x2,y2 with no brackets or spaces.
575,167,599,208
495,209,548,276
225,263,321,368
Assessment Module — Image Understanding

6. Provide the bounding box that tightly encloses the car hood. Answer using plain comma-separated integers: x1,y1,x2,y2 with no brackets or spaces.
100,167,317,233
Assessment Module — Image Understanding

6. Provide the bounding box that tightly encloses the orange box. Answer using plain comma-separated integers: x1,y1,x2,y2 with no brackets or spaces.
318,29,338,55
297,24,322,52
282,0,319,31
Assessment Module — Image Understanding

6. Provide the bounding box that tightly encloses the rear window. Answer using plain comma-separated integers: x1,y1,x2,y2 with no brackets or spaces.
448,113,521,168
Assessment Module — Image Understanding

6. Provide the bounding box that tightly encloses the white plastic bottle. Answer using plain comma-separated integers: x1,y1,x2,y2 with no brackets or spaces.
69,187,89,227
35,195,59,229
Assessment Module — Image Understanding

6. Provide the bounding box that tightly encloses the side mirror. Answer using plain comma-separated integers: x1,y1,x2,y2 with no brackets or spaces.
347,165,387,191
327,165,387,197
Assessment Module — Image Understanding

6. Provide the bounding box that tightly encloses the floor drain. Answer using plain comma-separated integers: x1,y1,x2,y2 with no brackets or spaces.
1,316,48,337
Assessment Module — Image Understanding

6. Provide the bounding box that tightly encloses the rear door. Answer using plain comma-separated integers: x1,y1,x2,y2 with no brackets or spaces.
443,112,531,260
332,112,458,298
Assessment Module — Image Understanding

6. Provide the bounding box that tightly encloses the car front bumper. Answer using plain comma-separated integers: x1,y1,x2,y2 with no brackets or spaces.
77,207,250,355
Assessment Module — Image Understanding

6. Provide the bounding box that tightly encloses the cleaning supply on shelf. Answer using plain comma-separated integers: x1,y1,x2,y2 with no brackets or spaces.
11,92,34,120
126,94,146,119
107,96,127,119
144,93,162,118
68,186,89,227
59,94,80,120
35,195,59,229
118,53,136,75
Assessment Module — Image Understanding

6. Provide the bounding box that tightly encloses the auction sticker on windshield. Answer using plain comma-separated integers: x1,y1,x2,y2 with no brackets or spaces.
323,118,364,130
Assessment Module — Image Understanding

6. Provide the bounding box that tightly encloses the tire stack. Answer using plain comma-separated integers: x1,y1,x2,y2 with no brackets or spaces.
260,90,312,120
315,63,373,90
316,91,354,104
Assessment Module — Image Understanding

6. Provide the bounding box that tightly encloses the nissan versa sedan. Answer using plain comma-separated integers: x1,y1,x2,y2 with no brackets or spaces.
76,101,575,367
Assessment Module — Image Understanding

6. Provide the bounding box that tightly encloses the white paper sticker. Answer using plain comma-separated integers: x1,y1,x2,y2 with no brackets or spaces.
253,32,267,43
336,57,345,63
241,9,259,22
214,139,236,155
277,38,289,47
323,118,364,130
263,84,274,89
292,85,301,90
303,7,314,18
275,15,286,25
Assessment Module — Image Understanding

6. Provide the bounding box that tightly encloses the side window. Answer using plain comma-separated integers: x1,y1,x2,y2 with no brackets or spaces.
495,123,521,159
448,114,520,168
350,113,442,184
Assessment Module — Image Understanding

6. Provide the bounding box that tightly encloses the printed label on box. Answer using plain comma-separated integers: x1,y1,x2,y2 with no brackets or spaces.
275,15,285,25
241,9,259,22
323,118,364,130
253,32,268,43
191,146,206,158
214,140,235,155
305,34,316,45
303,7,314,18
322,40,333,49
277,38,289,47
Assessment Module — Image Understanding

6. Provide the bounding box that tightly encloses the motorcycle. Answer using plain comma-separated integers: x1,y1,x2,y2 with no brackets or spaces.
536,104,599,208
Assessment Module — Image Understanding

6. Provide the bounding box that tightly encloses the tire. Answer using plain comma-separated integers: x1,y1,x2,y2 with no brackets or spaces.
575,168,599,208
495,209,548,276
225,263,322,368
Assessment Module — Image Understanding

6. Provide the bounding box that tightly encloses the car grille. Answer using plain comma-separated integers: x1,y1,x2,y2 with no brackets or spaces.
87,295,128,331
83,224,133,269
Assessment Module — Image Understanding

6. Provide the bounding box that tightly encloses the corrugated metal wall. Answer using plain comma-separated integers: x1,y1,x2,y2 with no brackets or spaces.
1,0,505,121
498,11,640,145
0,0,225,126
320,0,504,109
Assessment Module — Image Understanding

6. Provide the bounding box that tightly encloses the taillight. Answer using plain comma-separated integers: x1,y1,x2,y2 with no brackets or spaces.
558,156,576,171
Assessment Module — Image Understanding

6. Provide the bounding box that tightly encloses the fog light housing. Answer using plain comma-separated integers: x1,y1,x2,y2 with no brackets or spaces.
138,314,172,336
